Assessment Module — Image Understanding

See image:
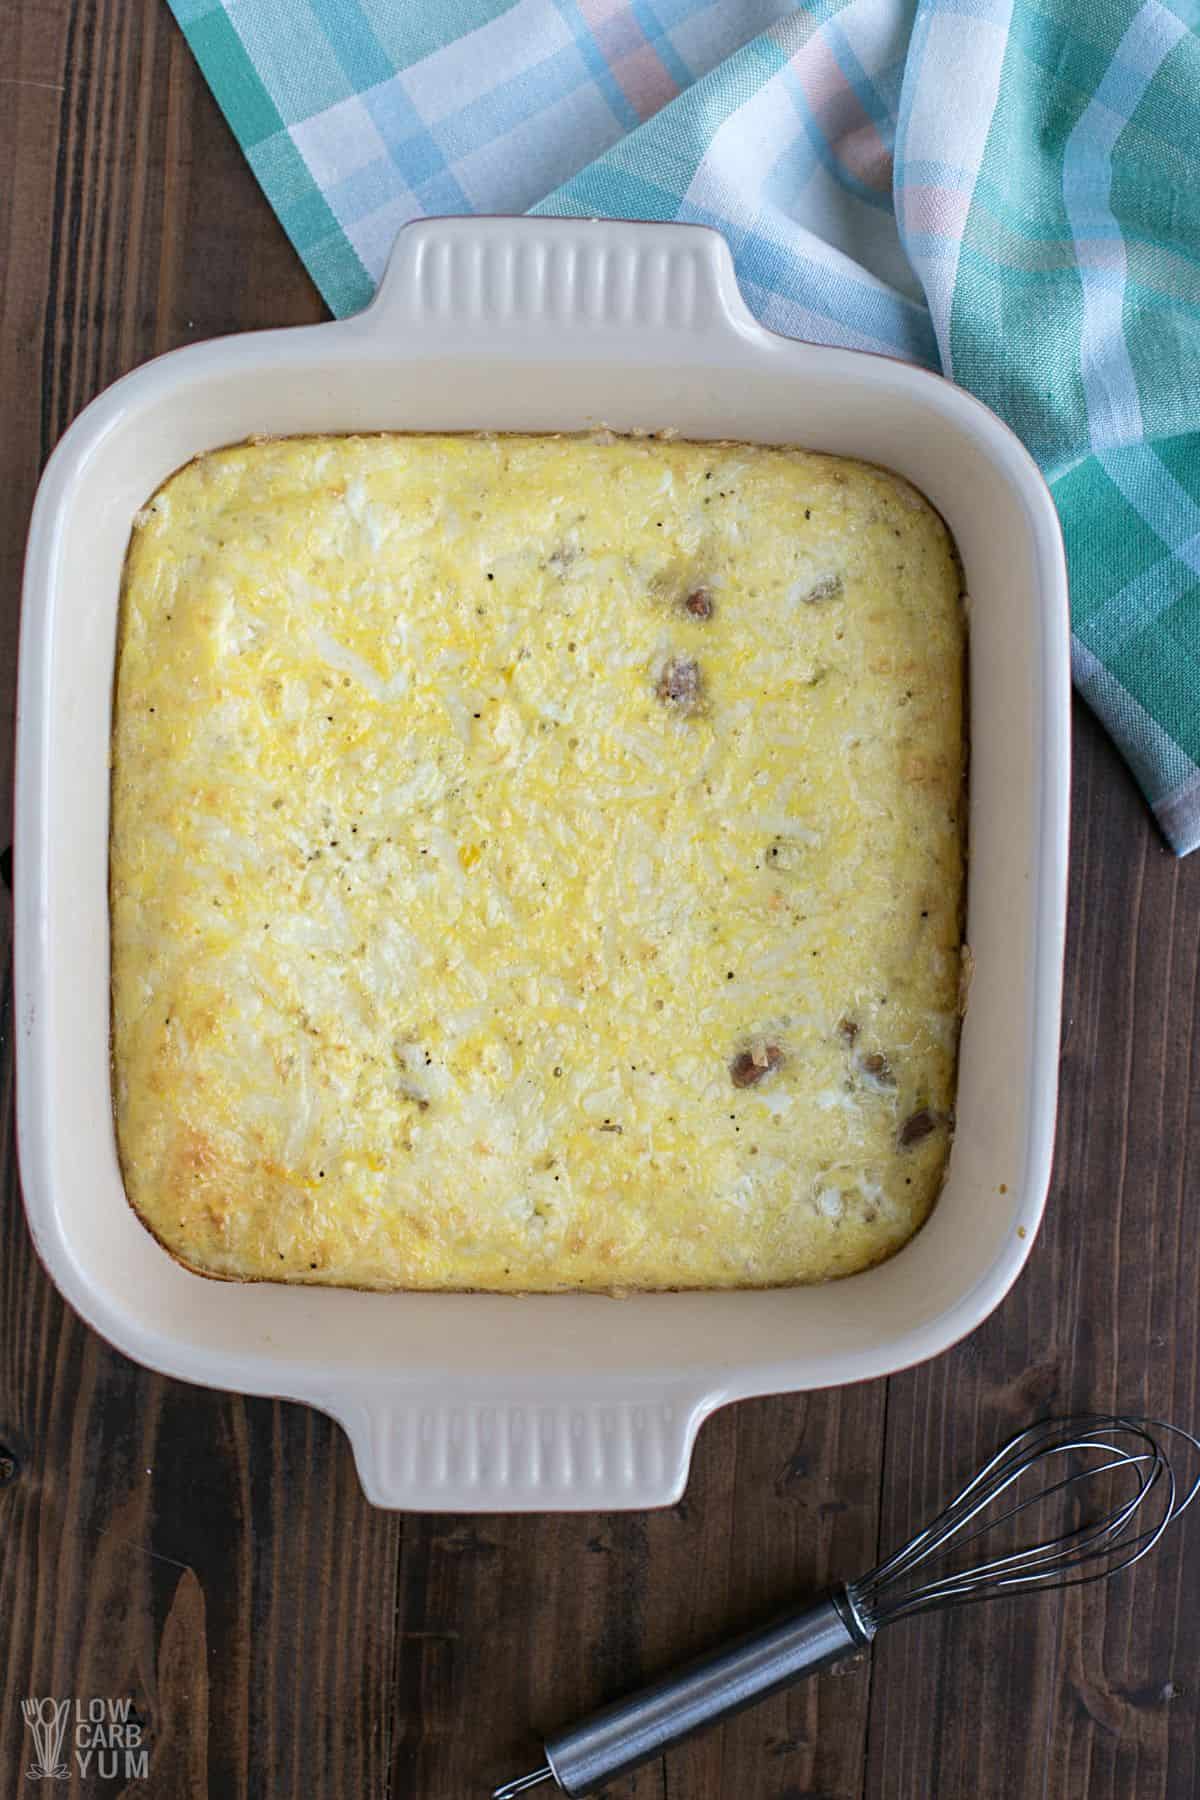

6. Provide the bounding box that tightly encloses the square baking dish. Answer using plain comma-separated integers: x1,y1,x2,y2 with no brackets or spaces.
16,217,1070,1511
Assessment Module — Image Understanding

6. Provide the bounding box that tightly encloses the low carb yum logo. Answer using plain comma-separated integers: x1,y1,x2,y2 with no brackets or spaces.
20,1701,70,1781
22,1698,148,1783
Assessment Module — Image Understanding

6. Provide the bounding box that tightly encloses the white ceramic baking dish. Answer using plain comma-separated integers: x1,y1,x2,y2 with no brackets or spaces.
16,217,1070,1511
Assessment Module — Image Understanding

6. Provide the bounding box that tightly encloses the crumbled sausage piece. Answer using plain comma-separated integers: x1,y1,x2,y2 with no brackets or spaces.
656,656,704,714
547,544,578,576
684,588,714,619
899,1108,938,1147
730,1044,784,1088
838,1017,859,1044
860,1051,895,1086
767,838,808,873
804,574,843,604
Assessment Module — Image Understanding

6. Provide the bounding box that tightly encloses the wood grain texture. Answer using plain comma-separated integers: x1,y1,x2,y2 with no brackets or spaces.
2,4,1199,1796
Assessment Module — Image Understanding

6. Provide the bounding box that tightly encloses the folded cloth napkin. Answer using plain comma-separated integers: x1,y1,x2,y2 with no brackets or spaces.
168,0,1200,852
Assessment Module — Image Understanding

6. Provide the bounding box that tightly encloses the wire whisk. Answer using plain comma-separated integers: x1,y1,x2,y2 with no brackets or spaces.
494,1413,1200,1799
852,1412,1199,1629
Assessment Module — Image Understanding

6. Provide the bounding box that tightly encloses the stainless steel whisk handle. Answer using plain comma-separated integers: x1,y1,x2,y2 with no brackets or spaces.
493,1589,872,1799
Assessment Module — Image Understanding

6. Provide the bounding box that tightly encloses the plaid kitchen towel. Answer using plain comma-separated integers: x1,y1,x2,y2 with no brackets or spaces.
168,0,1200,852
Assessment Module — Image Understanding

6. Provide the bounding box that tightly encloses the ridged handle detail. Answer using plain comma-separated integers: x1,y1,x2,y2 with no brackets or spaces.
330,1382,711,1511
359,217,756,341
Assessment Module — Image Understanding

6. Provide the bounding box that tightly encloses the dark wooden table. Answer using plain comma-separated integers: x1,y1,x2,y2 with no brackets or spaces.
4,5,1199,1796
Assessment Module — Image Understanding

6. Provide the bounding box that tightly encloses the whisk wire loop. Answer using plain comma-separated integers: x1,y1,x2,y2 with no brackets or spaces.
870,1430,1155,1587
916,1446,1161,1569
851,1414,1200,1631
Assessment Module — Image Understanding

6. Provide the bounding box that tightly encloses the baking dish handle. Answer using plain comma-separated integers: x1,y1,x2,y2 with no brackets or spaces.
323,1377,719,1512
349,215,763,352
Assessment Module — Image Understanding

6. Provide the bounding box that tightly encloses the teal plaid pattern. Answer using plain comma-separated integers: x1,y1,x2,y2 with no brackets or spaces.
168,0,1200,852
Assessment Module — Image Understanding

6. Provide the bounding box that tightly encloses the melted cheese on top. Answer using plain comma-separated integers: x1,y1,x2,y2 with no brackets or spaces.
111,434,965,1290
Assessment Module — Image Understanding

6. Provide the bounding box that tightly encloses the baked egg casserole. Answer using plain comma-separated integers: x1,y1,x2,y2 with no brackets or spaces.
110,433,965,1290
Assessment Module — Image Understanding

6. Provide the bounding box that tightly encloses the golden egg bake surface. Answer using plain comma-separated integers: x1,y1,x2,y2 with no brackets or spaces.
110,432,965,1291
